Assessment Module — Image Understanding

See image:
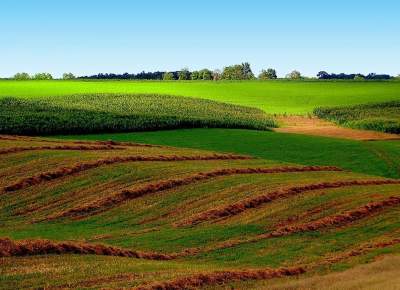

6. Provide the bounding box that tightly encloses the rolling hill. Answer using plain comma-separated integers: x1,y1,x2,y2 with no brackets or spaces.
1,136,400,289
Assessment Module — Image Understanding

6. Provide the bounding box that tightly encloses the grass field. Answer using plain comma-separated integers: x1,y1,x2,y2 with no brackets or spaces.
60,129,400,179
1,80,400,114
1,136,400,289
315,101,400,134
0,94,275,135
1,79,399,289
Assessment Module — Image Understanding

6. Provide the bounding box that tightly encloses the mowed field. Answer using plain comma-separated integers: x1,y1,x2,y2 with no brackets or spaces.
1,79,400,289
1,80,400,114
1,136,400,289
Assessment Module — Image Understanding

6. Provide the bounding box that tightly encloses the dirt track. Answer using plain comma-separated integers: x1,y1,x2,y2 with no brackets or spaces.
275,116,400,141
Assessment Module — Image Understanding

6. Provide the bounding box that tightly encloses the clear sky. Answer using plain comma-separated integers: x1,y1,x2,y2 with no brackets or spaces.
1,0,399,78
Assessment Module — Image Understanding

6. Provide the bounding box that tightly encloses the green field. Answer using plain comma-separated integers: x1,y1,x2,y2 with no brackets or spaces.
1,80,400,114
0,94,275,135
1,137,400,289
60,129,400,179
1,79,400,289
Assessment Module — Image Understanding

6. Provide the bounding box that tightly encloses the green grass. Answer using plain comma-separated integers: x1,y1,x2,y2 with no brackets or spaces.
1,80,400,114
314,101,400,134
1,137,400,288
0,94,275,135
59,129,400,179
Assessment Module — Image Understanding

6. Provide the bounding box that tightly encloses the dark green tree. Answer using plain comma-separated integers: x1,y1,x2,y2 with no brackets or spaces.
13,72,31,80
258,68,277,80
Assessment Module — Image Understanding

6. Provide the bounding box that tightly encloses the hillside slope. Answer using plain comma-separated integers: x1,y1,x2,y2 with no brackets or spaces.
1,80,400,114
1,136,400,289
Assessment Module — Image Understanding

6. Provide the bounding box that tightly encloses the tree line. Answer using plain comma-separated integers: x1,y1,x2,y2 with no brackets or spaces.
317,71,392,80
9,65,399,81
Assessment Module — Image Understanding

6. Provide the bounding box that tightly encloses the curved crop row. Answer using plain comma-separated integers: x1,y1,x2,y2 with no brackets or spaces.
44,166,341,221
179,179,400,226
0,238,173,260
0,144,123,155
134,267,305,290
269,196,400,237
191,196,400,253
4,153,251,192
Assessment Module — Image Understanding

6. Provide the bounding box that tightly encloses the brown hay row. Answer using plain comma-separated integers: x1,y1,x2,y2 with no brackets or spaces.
134,267,305,290
0,134,164,148
323,238,400,265
45,166,342,221
0,144,124,156
274,202,341,228
4,153,252,192
135,236,400,290
0,237,174,260
179,179,400,227
73,140,166,148
269,196,400,238
197,196,400,253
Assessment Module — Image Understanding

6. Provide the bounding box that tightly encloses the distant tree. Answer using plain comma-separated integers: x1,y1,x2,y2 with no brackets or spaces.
33,72,53,80
178,68,191,80
191,71,200,80
242,62,255,79
13,72,31,80
212,69,221,81
162,72,175,80
258,68,277,80
317,71,330,79
286,70,302,80
221,63,255,80
200,69,213,80
353,75,365,81
62,73,76,80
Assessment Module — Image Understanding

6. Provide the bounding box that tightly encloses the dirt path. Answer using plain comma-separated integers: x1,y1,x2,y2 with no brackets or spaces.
275,116,400,141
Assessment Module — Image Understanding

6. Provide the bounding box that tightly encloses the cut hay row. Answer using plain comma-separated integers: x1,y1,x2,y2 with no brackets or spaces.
4,153,252,192
0,144,124,155
134,267,306,290
269,196,400,238
134,238,400,290
70,139,166,148
190,196,400,254
0,134,166,148
44,166,342,221
179,179,400,226
0,238,174,260
323,237,400,265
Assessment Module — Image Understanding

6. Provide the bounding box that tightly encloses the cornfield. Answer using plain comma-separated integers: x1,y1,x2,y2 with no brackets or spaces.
0,94,277,135
314,101,400,134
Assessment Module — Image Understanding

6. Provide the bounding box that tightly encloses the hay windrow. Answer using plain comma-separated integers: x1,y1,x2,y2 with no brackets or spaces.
194,196,400,253
0,238,174,260
134,267,305,290
179,179,400,226
0,144,123,155
269,196,400,237
4,153,252,192
45,166,342,221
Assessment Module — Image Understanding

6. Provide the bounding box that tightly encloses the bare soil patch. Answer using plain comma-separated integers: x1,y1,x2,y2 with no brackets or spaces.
275,116,400,141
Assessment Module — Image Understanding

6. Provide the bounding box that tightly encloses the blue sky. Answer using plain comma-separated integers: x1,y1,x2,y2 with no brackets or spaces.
1,0,399,77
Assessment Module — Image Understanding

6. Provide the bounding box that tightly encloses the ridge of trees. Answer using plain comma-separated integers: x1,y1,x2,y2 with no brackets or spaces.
8,66,398,81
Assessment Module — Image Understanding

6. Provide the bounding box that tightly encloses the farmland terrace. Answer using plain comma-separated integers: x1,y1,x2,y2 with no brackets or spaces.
1,136,400,289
